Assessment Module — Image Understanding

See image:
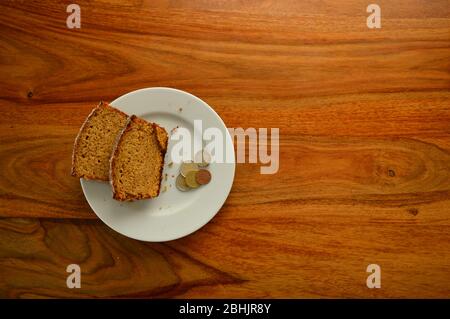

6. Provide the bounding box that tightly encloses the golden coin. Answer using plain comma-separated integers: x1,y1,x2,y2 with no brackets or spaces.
180,161,199,177
194,150,211,168
185,171,200,188
195,169,212,185
175,174,190,192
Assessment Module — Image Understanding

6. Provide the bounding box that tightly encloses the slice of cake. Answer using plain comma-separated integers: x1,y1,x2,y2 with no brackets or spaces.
110,115,168,201
71,101,128,181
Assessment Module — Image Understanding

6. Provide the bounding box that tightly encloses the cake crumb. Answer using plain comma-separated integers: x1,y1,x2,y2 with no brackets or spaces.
164,173,168,181
179,107,183,112
168,162,173,168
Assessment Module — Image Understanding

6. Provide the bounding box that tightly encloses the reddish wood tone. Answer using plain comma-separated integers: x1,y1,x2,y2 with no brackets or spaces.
0,0,449,297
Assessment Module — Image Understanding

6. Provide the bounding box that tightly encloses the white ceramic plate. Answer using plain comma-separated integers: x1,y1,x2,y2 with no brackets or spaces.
81,87,235,242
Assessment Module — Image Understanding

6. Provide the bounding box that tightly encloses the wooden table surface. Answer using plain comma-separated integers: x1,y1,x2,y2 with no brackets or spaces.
1,0,449,298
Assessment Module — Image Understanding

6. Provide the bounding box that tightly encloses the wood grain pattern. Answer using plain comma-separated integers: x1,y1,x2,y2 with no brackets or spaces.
0,0,449,297
0,218,242,298
0,215,449,298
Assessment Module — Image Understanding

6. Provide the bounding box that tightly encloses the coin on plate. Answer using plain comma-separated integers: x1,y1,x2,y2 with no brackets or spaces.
195,169,212,185
176,174,190,192
185,171,200,188
194,150,211,168
180,161,199,177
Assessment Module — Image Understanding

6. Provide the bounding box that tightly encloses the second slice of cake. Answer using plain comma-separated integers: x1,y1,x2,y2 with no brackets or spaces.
71,102,128,181
110,115,168,201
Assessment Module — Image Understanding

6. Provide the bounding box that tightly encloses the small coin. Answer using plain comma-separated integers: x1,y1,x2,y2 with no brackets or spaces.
185,171,200,188
195,169,212,185
194,150,211,168
180,161,199,177
176,174,190,192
